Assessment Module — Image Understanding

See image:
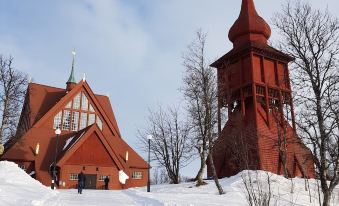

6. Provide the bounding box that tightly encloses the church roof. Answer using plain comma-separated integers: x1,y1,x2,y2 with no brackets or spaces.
27,82,121,135
2,80,148,172
228,0,271,47
211,41,294,68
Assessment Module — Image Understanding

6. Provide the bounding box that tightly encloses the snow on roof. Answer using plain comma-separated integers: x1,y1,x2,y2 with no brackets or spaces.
63,136,74,151
66,131,85,151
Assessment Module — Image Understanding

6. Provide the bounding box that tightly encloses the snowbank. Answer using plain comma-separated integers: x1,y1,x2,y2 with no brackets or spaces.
0,161,338,206
129,170,339,206
0,161,57,206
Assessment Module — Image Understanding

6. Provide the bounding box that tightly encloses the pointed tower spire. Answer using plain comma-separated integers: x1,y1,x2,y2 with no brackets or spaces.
66,50,77,91
228,0,271,47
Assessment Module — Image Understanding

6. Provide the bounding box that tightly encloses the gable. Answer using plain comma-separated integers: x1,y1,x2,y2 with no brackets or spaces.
65,132,115,167
31,81,121,139
52,90,104,132
57,125,125,171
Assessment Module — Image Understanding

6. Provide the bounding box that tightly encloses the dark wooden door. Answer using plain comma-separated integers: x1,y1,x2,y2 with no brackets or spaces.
84,174,97,189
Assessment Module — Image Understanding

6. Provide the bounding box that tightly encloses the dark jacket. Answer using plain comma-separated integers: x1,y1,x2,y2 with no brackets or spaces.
78,172,85,183
104,176,109,184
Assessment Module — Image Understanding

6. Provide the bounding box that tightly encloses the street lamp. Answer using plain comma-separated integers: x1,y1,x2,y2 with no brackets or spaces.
51,128,61,190
147,134,153,192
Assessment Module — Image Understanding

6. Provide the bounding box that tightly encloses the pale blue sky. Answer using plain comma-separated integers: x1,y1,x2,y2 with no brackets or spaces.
0,0,338,177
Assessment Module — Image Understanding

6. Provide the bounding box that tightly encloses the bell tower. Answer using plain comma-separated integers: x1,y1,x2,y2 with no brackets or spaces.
209,0,315,178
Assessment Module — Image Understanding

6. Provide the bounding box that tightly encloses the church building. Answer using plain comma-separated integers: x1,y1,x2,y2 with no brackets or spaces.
209,0,315,178
1,54,149,189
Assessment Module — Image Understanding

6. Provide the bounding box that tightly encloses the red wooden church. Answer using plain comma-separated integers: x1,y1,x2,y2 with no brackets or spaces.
1,56,149,189
208,0,315,178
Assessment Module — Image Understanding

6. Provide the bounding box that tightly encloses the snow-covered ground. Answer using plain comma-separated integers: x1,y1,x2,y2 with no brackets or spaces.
0,161,338,206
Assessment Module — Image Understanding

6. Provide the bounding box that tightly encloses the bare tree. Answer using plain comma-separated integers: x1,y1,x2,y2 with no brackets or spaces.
273,1,339,205
181,29,224,194
140,105,193,184
0,56,27,145
241,171,274,206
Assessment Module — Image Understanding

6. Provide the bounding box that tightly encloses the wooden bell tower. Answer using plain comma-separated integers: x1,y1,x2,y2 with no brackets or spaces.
209,0,315,178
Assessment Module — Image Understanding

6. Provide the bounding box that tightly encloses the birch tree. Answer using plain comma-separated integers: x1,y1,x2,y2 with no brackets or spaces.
273,2,339,205
0,56,27,145
181,30,224,194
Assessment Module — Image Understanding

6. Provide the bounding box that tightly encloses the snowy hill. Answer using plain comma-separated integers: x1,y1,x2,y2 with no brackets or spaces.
0,161,57,206
0,161,338,206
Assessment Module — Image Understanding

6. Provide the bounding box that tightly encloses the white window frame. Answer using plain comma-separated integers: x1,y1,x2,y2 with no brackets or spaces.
132,171,143,179
70,173,78,181
81,93,89,111
65,101,72,109
98,175,109,181
88,113,95,125
53,111,62,129
73,93,81,110
71,111,79,131
79,112,88,130
62,110,71,130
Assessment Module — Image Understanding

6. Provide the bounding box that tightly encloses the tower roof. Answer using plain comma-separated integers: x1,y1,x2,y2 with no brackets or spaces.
228,0,271,47
66,51,77,84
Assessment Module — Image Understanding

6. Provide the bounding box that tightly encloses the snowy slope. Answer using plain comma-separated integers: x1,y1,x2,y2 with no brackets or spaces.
0,161,57,206
0,161,338,206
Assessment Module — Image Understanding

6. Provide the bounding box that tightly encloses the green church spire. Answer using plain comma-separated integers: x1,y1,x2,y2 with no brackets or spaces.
67,51,77,84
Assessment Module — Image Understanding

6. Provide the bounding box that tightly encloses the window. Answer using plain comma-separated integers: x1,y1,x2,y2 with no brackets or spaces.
71,112,79,131
53,111,62,129
81,93,88,111
62,110,71,130
88,114,95,125
96,117,103,130
132,171,143,179
70,173,78,181
65,101,72,109
79,113,88,130
99,175,109,181
89,104,95,112
73,93,81,109
53,91,105,132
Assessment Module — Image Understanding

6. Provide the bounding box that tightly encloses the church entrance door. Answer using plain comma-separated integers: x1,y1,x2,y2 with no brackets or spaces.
84,174,97,189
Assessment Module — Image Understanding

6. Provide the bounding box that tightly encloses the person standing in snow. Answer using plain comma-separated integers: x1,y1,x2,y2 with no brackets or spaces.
104,176,109,190
77,171,85,194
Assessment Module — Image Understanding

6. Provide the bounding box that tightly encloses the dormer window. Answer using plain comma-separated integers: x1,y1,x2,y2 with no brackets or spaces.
53,92,103,131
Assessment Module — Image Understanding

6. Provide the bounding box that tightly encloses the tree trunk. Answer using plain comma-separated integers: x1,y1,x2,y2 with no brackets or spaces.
195,151,207,186
208,152,224,195
322,190,331,206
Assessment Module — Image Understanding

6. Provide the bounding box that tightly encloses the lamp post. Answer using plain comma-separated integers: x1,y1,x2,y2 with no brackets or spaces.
147,134,153,192
51,128,61,190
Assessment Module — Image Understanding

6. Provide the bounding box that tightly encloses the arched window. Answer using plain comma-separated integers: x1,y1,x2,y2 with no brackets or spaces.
53,92,103,131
